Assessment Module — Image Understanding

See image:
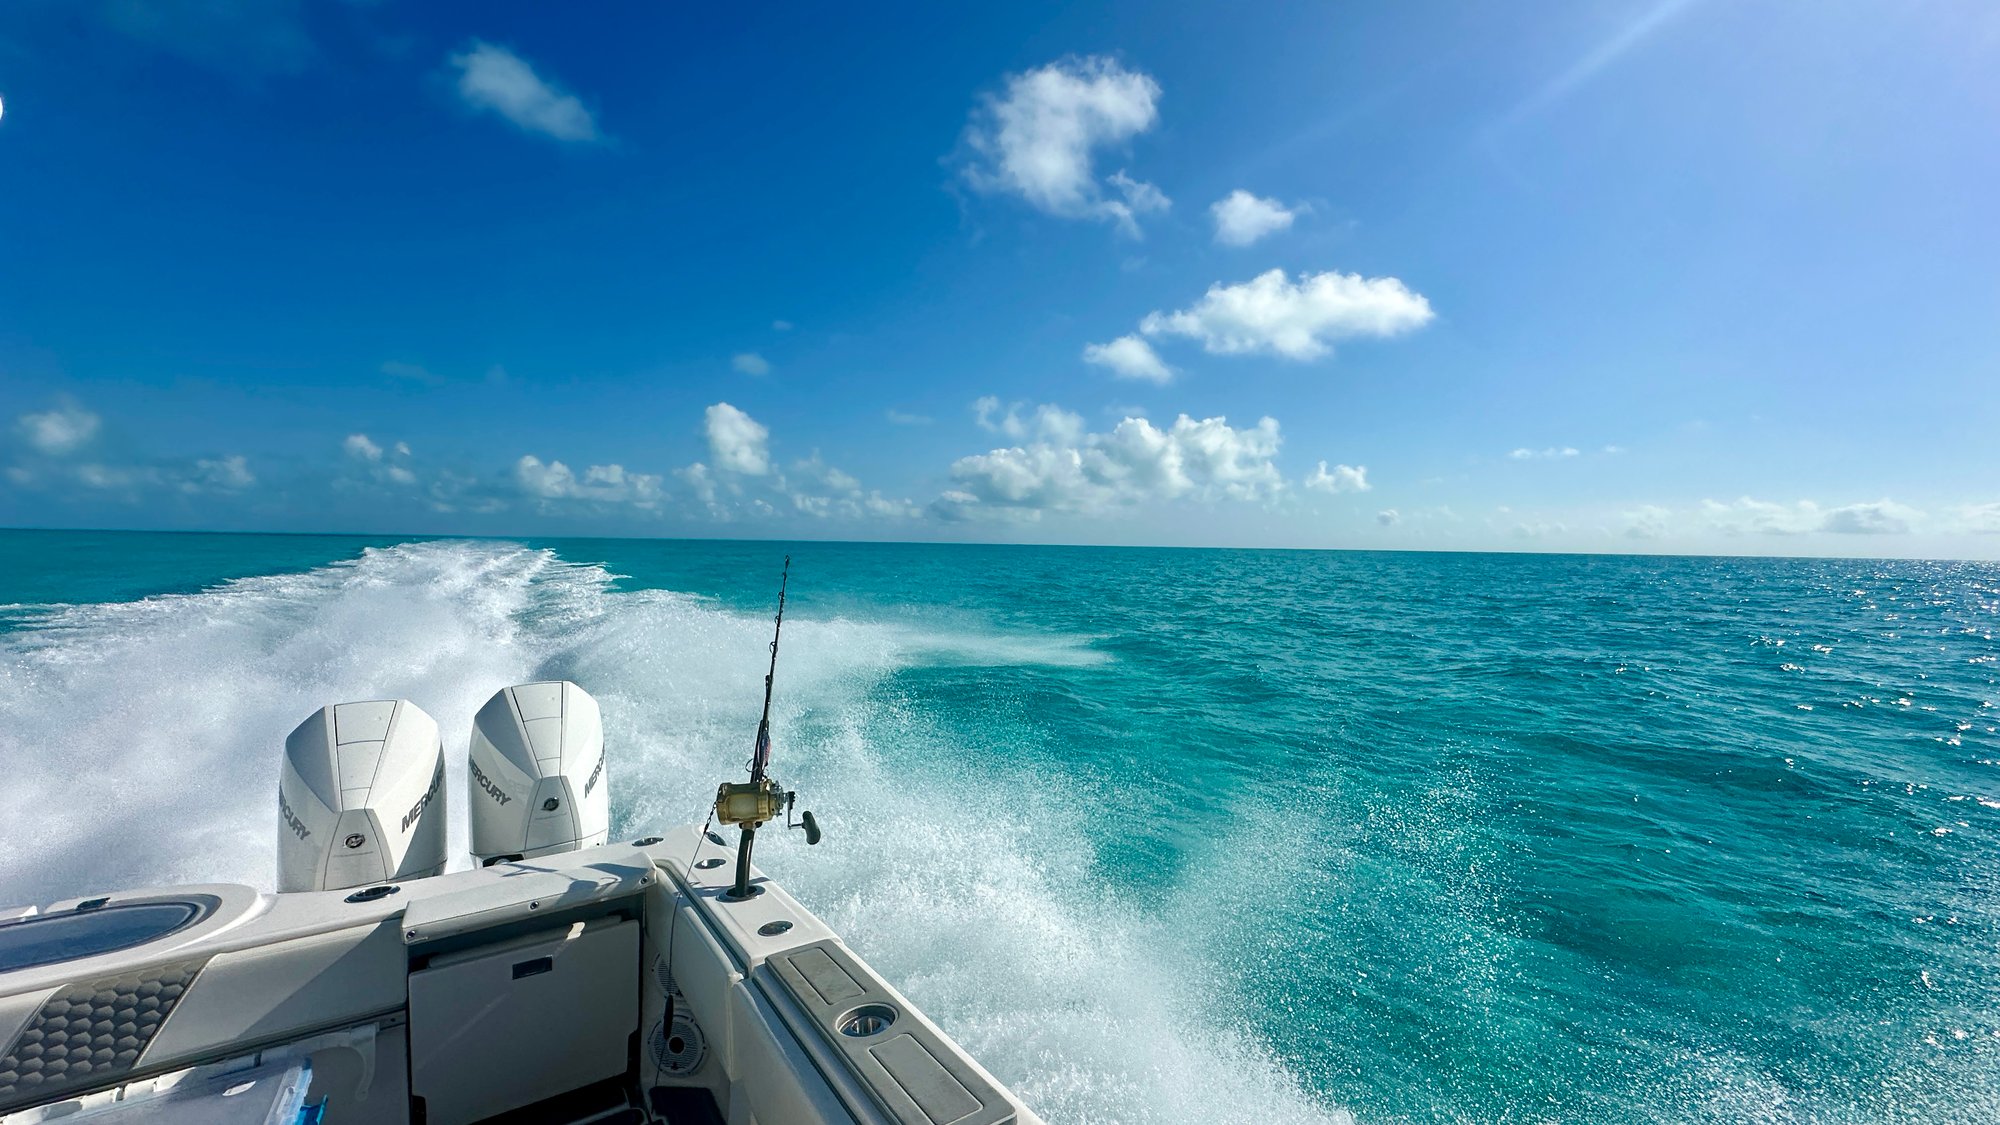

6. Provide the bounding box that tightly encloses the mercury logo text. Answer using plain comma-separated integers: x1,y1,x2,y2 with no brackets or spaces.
402,762,443,831
279,788,310,840
471,759,512,805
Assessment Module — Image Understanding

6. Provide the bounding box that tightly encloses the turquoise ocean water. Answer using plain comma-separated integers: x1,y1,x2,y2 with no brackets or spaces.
1,530,1996,1124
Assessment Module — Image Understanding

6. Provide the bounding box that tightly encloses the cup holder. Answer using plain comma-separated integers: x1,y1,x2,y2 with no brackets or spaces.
836,1003,898,1038
695,858,726,869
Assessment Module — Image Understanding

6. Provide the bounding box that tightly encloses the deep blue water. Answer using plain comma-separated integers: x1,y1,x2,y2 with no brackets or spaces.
2,530,1996,1124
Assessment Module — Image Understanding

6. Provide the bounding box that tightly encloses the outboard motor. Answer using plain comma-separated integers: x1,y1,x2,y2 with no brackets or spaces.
467,681,609,864
278,699,448,893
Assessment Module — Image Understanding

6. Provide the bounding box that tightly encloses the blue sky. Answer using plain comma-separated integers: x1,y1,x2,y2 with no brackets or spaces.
2,1,1996,556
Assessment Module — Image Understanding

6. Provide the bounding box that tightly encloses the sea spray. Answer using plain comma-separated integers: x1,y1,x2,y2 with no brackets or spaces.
0,537,1352,1124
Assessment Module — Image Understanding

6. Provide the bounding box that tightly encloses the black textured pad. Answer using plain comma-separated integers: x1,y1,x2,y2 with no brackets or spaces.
0,958,206,1111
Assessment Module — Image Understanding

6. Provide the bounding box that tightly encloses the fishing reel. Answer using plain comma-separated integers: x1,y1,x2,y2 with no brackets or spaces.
714,777,821,845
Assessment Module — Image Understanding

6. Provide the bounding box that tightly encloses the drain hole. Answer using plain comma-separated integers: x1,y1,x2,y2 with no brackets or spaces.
837,1004,897,1038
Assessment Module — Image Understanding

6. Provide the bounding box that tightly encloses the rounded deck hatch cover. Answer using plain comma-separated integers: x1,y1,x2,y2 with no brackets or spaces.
0,901,207,973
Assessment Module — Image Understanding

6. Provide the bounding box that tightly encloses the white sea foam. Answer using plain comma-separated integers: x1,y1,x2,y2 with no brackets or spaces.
0,540,1345,1125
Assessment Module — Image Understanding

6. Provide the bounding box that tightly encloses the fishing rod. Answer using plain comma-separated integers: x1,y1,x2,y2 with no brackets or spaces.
713,555,820,900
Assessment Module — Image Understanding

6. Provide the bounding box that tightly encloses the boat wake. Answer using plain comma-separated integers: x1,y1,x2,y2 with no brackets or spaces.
0,539,1350,1125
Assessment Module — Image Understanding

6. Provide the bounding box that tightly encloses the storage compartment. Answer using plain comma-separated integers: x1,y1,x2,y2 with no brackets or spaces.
407,918,638,1125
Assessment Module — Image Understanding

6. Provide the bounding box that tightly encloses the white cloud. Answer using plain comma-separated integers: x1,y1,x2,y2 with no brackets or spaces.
732,352,771,376
1376,509,1400,526
76,463,141,490
1210,190,1299,246
1821,500,1921,535
1139,268,1434,361
450,41,598,142
705,402,770,475
1958,502,2000,534
1304,461,1370,493
785,456,919,520
1700,497,1822,536
187,455,254,493
961,56,1167,234
514,457,571,499
1623,504,1671,539
17,406,100,456
515,455,662,507
886,410,933,426
1509,446,1581,460
938,405,1284,519
1703,497,1925,536
678,462,718,509
974,396,1029,438
772,320,794,331
1082,334,1172,383
1104,170,1170,236
343,433,417,486
68,455,253,496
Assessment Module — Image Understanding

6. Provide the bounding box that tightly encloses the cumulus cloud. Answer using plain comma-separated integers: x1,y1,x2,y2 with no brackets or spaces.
961,56,1168,235
515,455,663,507
1959,502,2000,534
343,433,417,486
1210,190,1300,246
1304,461,1370,493
1104,170,1171,234
450,41,598,142
1510,446,1581,460
732,352,771,376
704,402,770,475
974,396,1029,438
786,456,919,520
47,452,253,497
1138,268,1434,361
1623,505,1671,539
1376,509,1400,526
678,462,718,508
17,406,100,456
1698,497,1922,537
937,404,1284,519
1699,497,1821,536
75,464,143,491
1082,334,1172,383
187,455,254,493
1820,500,1921,535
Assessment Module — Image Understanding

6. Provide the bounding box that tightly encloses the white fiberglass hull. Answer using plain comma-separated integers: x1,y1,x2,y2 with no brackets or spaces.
0,830,1041,1125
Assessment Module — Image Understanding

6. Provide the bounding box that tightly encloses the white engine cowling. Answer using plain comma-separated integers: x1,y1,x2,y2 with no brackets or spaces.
467,681,609,864
278,699,448,893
